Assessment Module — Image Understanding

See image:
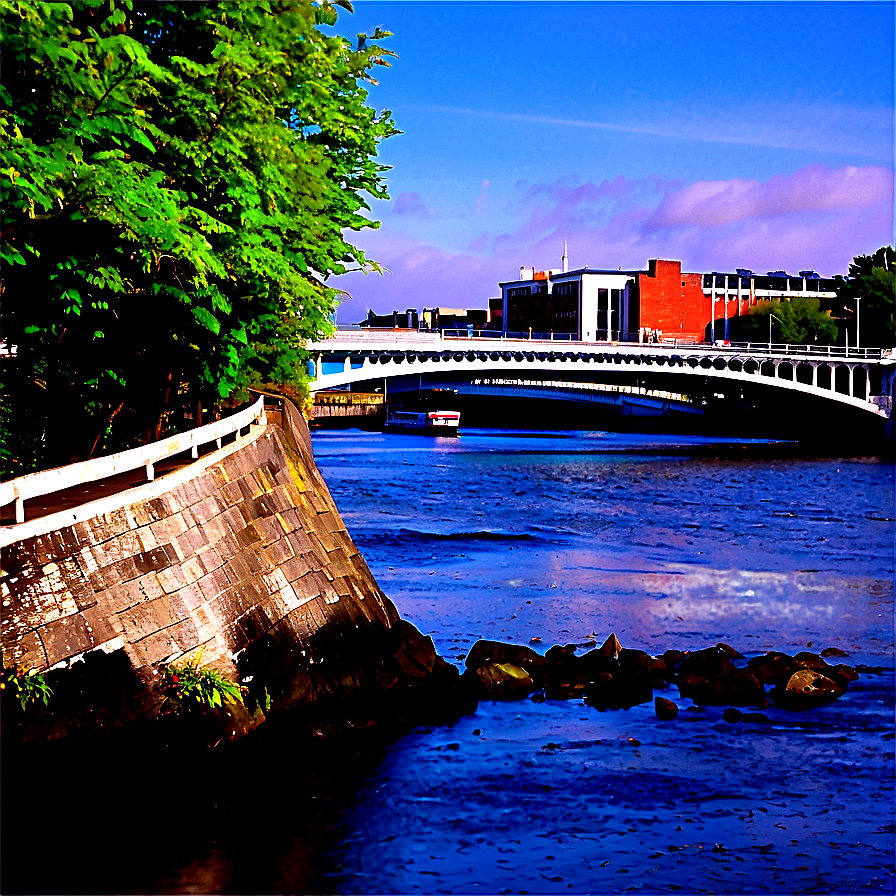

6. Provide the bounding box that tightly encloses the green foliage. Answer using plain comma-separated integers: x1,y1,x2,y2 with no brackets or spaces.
1,0,397,476
828,246,895,348
731,296,839,346
157,658,245,715
2,665,53,711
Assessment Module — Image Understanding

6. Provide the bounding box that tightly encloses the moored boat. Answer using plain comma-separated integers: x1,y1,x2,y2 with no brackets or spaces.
383,409,460,436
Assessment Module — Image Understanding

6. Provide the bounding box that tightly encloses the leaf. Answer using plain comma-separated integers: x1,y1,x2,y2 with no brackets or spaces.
192,306,221,335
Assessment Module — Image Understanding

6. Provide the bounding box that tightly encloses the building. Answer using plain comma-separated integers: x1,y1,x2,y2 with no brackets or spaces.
500,255,839,343
420,306,489,332
358,308,420,329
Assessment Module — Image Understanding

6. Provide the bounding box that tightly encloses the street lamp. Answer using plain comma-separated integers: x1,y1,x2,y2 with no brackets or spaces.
769,313,781,349
854,297,861,352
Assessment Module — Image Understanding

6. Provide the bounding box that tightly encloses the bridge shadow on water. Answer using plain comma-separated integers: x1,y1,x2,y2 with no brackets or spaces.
443,392,892,458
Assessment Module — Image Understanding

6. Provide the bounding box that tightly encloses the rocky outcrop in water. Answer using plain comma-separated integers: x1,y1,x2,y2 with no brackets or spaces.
462,633,862,717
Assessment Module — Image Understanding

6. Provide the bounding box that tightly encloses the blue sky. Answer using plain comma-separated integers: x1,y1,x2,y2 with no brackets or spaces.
331,1,895,322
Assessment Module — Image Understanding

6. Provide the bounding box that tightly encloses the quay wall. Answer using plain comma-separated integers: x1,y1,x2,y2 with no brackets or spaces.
0,400,418,740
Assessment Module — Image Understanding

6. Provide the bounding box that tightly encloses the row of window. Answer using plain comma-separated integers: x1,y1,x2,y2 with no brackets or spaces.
702,275,838,292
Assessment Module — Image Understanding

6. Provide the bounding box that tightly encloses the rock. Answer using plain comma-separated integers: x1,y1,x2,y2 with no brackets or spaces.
794,651,829,672
389,620,437,680
464,640,548,680
745,651,802,686
598,632,623,661
654,696,678,720
711,670,767,708
468,662,536,698
770,669,845,710
544,644,592,698
676,673,712,704
821,647,849,658
716,642,745,660
577,647,620,680
619,648,652,668
676,646,736,681
826,664,859,689
661,648,686,669
722,707,743,723
584,668,654,709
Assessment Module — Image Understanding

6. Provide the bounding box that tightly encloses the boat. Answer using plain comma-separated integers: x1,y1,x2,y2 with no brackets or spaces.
383,409,460,436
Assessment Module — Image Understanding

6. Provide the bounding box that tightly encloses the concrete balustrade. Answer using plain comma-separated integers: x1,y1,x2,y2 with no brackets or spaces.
0,396,266,526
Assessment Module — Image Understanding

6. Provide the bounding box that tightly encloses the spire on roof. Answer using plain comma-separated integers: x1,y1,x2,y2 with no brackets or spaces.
562,238,568,273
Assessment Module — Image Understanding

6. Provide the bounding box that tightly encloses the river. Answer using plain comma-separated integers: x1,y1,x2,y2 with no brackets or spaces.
10,427,892,895
304,427,894,895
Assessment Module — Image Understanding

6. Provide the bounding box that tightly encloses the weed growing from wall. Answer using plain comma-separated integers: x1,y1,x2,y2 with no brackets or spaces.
2,665,53,711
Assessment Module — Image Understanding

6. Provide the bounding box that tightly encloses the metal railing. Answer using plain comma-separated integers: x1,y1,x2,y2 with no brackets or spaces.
0,395,266,525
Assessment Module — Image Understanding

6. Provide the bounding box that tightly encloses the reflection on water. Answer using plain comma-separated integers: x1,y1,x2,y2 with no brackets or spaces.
308,428,894,895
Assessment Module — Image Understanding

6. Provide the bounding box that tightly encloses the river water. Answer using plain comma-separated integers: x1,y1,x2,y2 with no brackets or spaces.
305,427,894,895
10,428,892,896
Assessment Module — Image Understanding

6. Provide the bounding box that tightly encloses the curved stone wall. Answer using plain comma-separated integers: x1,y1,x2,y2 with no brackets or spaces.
0,402,417,739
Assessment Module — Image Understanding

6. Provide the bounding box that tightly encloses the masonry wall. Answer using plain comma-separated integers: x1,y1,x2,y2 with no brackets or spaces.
0,403,410,739
637,259,708,341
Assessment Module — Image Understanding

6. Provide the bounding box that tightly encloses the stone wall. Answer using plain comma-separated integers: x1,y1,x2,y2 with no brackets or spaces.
0,401,435,740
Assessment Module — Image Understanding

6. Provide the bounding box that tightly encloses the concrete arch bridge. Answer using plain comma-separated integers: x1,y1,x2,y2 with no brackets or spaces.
307,333,895,430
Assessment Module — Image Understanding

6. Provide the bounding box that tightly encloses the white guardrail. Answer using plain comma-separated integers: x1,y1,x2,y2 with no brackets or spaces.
0,395,266,525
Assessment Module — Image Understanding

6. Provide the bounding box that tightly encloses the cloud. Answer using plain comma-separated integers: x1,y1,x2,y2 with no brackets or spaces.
407,102,893,160
335,164,894,318
392,191,433,219
645,165,893,231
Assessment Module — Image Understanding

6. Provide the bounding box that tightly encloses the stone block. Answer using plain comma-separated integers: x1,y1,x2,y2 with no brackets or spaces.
263,537,295,566
118,597,183,641
237,476,261,502
82,603,124,647
195,546,224,575
219,481,244,507
134,526,158,552
133,544,176,575
148,513,189,543
251,494,279,519
126,501,156,527
197,567,233,604
280,553,313,584
156,564,189,595
235,523,263,550
129,618,199,667
255,516,284,547
190,494,225,524
40,613,94,666
180,556,205,585
1,629,47,671
176,583,207,613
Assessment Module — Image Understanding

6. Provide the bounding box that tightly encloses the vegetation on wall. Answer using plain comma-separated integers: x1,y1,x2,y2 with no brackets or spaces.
1,0,397,477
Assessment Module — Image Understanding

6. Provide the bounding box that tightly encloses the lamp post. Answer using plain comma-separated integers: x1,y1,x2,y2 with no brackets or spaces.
854,297,861,352
769,313,781,350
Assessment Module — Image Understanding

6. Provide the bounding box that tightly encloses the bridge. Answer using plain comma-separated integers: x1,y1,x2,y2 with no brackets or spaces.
306,331,895,423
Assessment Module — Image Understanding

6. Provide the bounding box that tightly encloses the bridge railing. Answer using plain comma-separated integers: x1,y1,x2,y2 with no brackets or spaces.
324,329,443,344
706,342,886,360
0,395,266,525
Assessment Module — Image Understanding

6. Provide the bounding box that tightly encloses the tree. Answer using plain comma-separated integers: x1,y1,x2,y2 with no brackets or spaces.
1,0,397,476
827,246,895,349
729,296,839,346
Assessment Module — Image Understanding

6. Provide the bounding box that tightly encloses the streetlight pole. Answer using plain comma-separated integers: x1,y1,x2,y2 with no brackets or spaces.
855,297,861,352
769,313,781,349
